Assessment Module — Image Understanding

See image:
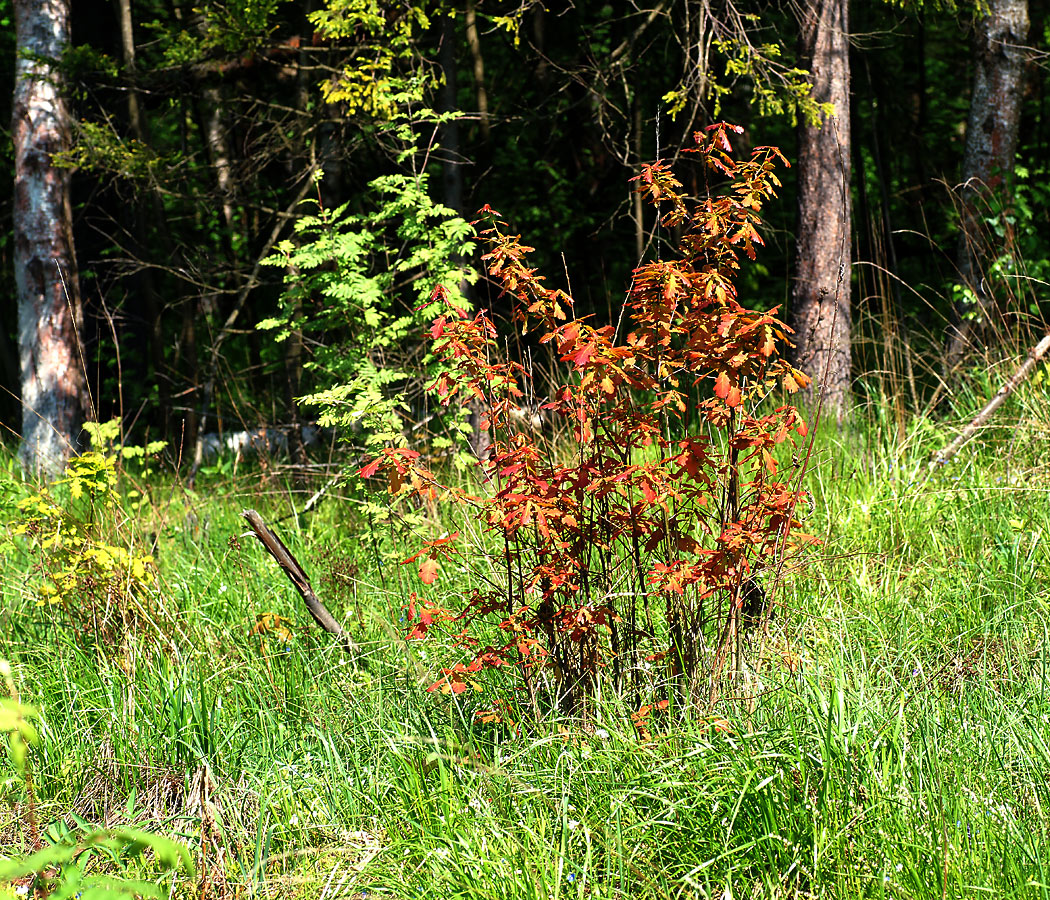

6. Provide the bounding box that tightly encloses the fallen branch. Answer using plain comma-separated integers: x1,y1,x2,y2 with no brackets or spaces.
929,332,1050,472
242,508,361,658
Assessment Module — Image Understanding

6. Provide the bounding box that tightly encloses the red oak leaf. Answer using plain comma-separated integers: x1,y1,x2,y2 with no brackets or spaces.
419,558,439,585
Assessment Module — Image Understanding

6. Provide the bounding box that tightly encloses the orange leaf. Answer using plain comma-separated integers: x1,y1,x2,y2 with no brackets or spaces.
571,343,595,367
358,458,381,479
419,558,439,584
760,329,775,357
714,372,731,399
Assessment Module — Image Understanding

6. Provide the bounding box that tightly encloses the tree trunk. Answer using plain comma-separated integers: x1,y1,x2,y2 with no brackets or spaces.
115,0,145,142
13,0,90,476
464,0,490,141
201,84,237,235
946,0,1029,368
440,12,464,217
116,0,173,436
789,0,852,425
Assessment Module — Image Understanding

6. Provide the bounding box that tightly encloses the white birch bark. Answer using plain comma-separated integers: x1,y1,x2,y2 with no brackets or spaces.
13,0,89,476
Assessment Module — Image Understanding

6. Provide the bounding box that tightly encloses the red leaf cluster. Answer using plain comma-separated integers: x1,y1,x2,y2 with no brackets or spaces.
358,124,814,712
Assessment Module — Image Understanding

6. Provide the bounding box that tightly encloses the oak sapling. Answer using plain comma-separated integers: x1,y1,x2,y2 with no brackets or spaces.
359,123,815,713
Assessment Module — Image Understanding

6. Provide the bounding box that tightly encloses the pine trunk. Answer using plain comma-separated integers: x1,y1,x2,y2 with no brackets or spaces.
789,0,852,425
13,0,89,476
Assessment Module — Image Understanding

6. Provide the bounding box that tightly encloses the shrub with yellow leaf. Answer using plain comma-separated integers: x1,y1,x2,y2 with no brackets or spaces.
4,422,163,648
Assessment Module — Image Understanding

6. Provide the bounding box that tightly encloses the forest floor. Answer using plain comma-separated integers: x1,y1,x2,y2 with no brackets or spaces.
1,390,1049,900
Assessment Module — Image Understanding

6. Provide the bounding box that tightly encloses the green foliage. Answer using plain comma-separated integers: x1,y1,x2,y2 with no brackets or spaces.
59,44,121,84
0,659,192,898
948,163,1050,336
1,404,1049,897
145,0,291,61
663,29,834,125
988,164,1050,316
6,0,1050,887
1,422,161,629
0,662,36,776
56,121,169,182
310,0,431,115
261,164,475,448
0,827,194,900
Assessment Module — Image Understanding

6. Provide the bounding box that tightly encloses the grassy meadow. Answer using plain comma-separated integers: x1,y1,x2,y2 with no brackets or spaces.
1,375,1050,899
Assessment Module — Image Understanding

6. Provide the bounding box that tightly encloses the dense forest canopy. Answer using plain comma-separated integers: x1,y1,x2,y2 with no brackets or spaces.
1,0,1047,467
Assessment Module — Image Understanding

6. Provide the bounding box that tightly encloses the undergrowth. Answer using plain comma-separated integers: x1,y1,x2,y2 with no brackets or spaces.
0,371,1047,898
2,128,1050,899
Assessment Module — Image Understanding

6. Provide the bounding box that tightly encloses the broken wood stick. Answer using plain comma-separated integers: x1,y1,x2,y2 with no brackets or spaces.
242,508,360,657
929,332,1050,472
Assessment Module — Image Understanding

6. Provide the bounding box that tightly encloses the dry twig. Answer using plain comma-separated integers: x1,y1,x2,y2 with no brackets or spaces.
929,332,1050,473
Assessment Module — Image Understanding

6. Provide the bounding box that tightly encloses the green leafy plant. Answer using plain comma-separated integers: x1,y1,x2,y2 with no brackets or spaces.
261,161,476,451
0,660,40,850
0,829,195,900
980,163,1050,322
2,659,192,898
309,0,431,116
2,422,162,646
359,124,815,713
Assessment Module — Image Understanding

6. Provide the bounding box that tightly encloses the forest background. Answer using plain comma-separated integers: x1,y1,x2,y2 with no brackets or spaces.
0,0,1047,457
2,0,1050,899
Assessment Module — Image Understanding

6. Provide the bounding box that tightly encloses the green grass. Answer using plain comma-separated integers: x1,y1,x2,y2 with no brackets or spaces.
1,386,1049,899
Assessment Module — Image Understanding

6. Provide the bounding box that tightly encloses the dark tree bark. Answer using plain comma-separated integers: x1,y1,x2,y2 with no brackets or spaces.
789,0,852,425
13,0,90,476
464,0,490,141
946,0,1029,368
440,12,464,218
116,0,172,438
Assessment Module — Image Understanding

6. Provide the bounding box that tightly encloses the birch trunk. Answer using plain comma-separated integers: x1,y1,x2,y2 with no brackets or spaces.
13,0,89,476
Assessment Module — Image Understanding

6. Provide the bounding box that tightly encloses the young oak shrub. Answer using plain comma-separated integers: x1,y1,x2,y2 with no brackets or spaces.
359,124,814,712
